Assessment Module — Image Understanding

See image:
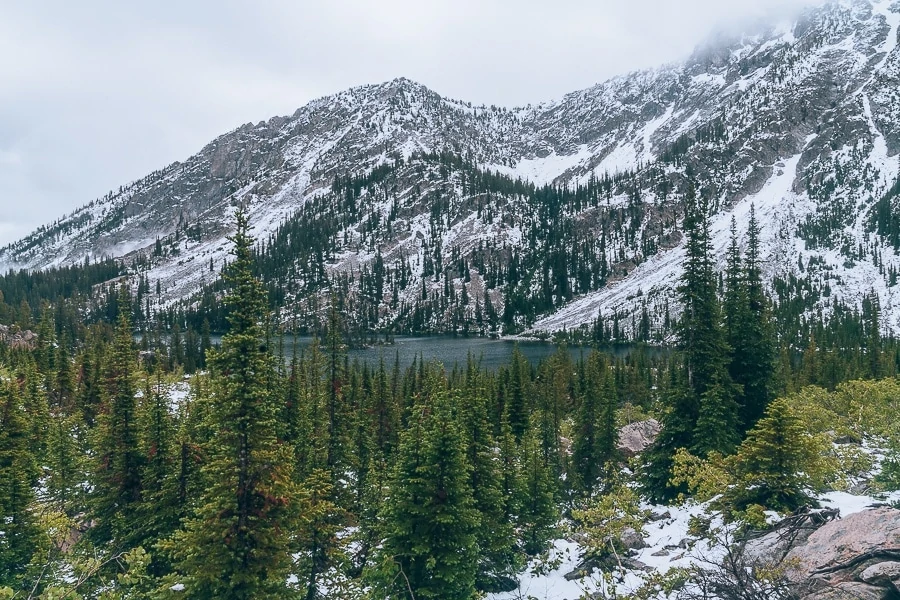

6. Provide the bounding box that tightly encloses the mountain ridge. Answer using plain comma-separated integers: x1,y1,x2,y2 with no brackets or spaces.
2,0,900,337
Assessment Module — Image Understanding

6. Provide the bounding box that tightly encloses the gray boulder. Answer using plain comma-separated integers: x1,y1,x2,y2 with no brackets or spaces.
620,527,649,550
859,561,900,588
743,508,840,565
806,582,887,600
784,507,900,586
616,419,660,458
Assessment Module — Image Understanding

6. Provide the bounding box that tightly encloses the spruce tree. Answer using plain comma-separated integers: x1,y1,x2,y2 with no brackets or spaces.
505,345,530,440
457,375,517,592
77,334,104,427
135,372,180,574
325,297,348,480
92,286,144,544
0,376,40,588
47,412,84,514
167,208,300,598
370,376,479,600
518,424,558,556
296,468,343,600
644,188,739,500
732,205,775,433
723,217,748,365
730,397,817,512
642,365,694,501
572,353,618,495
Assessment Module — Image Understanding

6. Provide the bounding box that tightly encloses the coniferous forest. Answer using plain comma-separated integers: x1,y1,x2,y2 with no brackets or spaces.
1,199,900,599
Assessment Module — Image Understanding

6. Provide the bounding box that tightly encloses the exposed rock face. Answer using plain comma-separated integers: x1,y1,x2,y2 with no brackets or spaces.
617,419,660,457
786,507,900,586
743,508,841,565
810,582,888,600
0,324,37,350
859,561,900,587
743,507,900,599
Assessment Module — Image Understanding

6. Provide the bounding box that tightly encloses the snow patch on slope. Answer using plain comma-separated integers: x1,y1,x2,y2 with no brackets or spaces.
530,153,807,335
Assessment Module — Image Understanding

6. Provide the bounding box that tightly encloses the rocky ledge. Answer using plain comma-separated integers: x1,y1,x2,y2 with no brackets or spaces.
745,506,900,599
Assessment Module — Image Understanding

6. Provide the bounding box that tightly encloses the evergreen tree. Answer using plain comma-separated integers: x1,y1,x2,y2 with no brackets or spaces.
458,371,517,592
692,374,741,456
723,217,748,366
679,190,737,425
505,345,530,439
0,376,40,587
167,209,300,598
21,359,50,472
46,412,84,514
92,286,144,543
642,365,694,501
730,397,817,512
732,205,775,433
572,353,618,495
370,376,479,600
296,468,343,600
517,424,558,556
77,334,104,427
324,297,348,481
645,188,739,500
135,371,180,574
54,333,76,412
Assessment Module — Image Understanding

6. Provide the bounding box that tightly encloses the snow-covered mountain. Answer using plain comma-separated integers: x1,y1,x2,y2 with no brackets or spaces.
2,0,900,335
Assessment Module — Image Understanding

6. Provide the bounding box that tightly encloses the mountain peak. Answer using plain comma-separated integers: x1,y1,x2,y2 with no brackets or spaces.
3,0,900,336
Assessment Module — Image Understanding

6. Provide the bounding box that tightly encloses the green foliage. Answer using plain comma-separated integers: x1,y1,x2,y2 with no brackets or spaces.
369,380,480,600
517,426,559,556
728,398,821,512
668,448,729,504
91,286,144,545
572,354,619,494
572,477,648,563
164,209,301,598
0,375,41,587
456,383,518,591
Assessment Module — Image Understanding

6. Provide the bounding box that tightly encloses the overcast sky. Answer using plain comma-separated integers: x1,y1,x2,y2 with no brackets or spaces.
0,0,824,246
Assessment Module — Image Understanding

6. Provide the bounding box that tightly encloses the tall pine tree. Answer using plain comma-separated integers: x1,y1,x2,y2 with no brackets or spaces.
731,205,775,433
644,187,739,500
167,208,300,598
370,374,479,600
92,286,144,544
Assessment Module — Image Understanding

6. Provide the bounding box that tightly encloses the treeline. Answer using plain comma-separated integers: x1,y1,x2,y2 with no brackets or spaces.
141,150,677,337
0,258,123,328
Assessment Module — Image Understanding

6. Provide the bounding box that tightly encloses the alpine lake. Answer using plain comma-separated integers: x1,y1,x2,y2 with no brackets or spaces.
267,335,667,370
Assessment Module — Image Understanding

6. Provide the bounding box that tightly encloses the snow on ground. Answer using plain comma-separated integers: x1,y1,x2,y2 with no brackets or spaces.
593,142,639,179
488,145,594,186
491,437,900,600
488,501,727,600
490,486,900,600
820,490,900,515
489,539,587,600
168,380,191,414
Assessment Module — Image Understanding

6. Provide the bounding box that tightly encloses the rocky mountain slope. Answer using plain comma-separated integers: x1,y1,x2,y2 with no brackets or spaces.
2,0,899,335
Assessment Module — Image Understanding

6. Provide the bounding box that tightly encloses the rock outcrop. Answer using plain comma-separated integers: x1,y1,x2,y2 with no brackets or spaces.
744,507,900,599
617,419,660,457
0,324,37,350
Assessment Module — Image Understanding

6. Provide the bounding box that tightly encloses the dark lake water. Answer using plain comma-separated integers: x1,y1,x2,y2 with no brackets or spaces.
268,335,664,371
